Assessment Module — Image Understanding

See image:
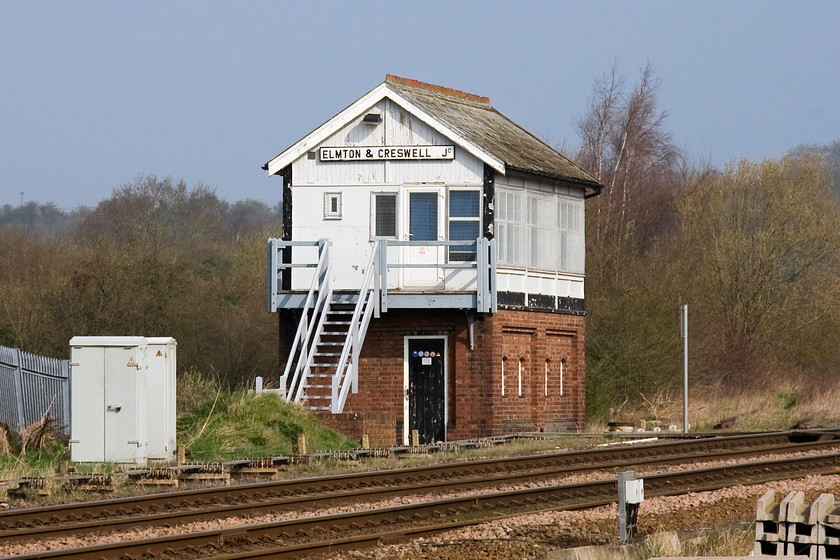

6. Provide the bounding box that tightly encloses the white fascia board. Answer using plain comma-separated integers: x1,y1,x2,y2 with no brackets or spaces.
266,82,391,176
265,82,506,176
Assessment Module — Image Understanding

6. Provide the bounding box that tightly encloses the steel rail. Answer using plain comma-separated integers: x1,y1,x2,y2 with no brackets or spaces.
5,452,839,560
1,430,839,545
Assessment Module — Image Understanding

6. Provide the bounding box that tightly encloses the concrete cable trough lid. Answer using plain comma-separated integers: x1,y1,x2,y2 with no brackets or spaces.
755,489,840,559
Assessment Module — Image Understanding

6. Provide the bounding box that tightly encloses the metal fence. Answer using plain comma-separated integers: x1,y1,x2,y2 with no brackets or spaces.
0,345,70,437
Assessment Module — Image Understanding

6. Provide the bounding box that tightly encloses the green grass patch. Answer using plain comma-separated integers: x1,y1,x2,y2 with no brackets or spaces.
0,439,69,478
177,389,357,460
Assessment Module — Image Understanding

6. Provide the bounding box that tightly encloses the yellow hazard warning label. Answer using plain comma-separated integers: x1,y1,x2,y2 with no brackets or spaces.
127,357,136,365
156,350,163,357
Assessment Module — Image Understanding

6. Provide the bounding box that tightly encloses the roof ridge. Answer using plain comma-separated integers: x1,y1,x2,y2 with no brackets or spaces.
386,74,491,106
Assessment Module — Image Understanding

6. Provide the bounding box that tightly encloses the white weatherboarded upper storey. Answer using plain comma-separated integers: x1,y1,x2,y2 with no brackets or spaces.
264,75,601,194
264,75,602,309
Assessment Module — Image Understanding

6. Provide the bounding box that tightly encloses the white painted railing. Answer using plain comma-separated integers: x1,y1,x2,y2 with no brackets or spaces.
331,240,381,413
274,239,331,401
268,237,496,413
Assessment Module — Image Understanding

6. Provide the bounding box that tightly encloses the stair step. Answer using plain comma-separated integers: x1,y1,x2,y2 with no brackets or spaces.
306,395,331,399
308,373,333,378
314,352,341,357
311,363,337,368
317,342,344,346
307,406,331,411
325,321,351,326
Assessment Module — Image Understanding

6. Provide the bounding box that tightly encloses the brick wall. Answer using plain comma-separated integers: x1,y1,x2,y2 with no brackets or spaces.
286,308,585,447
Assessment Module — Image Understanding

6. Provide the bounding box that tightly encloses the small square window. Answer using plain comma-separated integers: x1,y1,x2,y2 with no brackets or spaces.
324,192,342,220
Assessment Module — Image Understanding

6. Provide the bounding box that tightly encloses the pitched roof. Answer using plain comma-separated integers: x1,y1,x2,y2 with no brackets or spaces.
264,75,601,193
384,76,600,190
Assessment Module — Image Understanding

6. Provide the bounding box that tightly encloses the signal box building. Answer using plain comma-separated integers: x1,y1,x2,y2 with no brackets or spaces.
264,75,601,446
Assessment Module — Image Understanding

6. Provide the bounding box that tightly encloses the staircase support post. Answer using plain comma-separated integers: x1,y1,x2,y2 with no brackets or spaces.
351,319,359,394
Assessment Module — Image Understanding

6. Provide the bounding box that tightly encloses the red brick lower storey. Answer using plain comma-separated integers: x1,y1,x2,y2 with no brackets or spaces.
281,308,585,447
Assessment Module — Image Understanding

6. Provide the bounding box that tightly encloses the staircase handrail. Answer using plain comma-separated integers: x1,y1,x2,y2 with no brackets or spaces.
279,240,330,400
332,240,380,413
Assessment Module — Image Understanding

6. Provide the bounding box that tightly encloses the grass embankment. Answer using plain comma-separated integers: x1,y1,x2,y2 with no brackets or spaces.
175,369,355,460
177,389,355,460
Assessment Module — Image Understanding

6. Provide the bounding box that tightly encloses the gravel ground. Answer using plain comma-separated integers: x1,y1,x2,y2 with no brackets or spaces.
326,474,840,560
3,448,840,558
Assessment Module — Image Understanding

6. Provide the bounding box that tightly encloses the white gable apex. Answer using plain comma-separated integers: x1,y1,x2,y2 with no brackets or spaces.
264,81,506,176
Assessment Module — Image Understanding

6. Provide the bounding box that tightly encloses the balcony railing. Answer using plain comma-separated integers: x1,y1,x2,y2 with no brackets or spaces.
268,237,497,313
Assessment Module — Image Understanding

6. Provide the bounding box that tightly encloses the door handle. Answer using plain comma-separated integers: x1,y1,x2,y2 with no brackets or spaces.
107,405,122,413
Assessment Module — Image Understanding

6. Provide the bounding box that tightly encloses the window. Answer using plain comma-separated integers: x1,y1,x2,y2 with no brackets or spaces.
409,192,438,241
558,200,584,272
324,192,342,219
448,190,481,261
496,187,584,274
372,193,397,238
496,189,524,266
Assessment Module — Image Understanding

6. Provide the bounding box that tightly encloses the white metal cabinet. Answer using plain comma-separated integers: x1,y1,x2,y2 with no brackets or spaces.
145,337,177,459
69,336,176,465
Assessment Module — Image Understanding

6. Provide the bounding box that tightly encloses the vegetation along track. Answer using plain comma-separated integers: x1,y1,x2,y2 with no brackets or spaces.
3,429,840,559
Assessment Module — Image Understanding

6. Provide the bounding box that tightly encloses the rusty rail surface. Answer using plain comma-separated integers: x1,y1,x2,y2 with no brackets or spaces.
2,430,836,540
5,451,840,560
2,430,840,559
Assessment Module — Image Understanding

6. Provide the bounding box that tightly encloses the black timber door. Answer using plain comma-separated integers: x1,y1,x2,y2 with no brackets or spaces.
407,338,446,444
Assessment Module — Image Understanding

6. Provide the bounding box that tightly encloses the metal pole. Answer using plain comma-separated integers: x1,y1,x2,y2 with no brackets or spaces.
617,470,635,542
681,304,688,433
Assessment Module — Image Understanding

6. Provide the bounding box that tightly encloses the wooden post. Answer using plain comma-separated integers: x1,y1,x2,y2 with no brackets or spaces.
361,434,370,450
411,429,419,448
296,433,307,456
178,445,186,465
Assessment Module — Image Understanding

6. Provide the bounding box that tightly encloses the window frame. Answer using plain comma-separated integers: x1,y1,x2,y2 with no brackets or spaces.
446,187,482,262
370,191,399,240
324,191,342,220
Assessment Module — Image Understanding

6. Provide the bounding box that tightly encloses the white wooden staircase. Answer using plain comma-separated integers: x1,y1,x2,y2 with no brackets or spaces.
280,242,380,413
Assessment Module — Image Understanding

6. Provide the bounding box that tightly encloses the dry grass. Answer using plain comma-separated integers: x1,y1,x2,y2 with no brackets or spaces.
680,525,755,557
20,415,55,454
614,375,840,433
0,425,10,456
641,525,754,559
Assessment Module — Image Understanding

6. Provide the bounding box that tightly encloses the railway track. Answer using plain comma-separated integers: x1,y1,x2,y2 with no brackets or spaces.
2,430,840,559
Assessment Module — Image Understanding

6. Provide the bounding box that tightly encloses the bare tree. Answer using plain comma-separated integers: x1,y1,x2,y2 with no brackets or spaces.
577,63,682,266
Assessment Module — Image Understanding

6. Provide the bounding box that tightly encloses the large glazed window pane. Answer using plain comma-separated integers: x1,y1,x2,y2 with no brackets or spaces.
409,192,438,241
449,191,480,218
449,221,480,261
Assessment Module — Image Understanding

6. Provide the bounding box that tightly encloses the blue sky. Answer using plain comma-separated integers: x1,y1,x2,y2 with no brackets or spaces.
1,1,838,210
